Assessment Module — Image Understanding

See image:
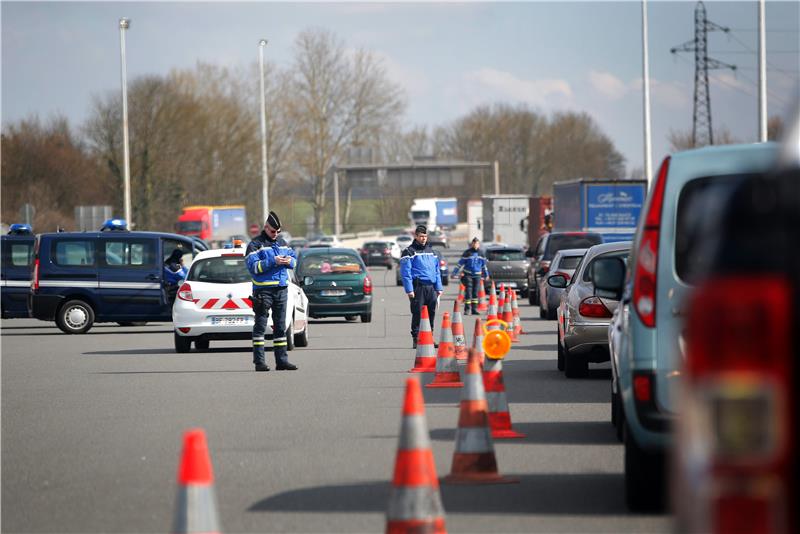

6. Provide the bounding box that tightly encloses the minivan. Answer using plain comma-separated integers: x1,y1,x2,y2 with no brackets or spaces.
29,229,195,333
612,142,780,511
1,225,36,318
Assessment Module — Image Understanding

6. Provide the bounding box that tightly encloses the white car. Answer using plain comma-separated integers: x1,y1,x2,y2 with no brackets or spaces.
395,235,413,253
172,245,309,353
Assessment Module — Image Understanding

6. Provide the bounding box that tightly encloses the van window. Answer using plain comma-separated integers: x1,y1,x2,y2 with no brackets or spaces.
103,240,156,267
54,240,95,266
162,238,193,265
546,234,603,260
4,242,34,266
675,174,752,284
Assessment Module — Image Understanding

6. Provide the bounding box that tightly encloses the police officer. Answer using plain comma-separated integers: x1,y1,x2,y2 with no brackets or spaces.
163,248,189,304
400,225,443,349
245,211,298,372
458,237,488,315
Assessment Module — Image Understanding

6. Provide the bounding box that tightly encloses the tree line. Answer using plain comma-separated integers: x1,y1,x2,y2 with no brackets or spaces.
3,28,631,235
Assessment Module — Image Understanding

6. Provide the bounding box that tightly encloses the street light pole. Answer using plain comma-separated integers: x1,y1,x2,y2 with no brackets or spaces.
258,39,270,223
118,18,132,227
758,0,768,142
642,0,653,187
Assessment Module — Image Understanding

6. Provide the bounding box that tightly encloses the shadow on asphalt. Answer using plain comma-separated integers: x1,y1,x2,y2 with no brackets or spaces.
83,347,248,355
2,329,173,336
428,421,617,445
91,370,252,374
248,473,636,515
514,344,558,352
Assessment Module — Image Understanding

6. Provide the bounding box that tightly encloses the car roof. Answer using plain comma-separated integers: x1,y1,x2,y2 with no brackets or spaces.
192,247,248,261
553,248,588,258
37,230,192,241
486,244,524,251
300,247,359,255
582,241,632,260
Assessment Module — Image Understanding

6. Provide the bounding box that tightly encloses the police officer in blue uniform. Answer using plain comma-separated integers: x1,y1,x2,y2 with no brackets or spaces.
458,238,488,315
164,249,189,304
400,225,443,349
245,211,298,372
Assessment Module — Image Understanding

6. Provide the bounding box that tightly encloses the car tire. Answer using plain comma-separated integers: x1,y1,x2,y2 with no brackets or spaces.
557,336,565,371
56,299,95,334
612,390,624,442
396,277,403,286
345,315,358,321
361,313,372,323
294,321,309,347
285,323,295,351
442,277,449,286
387,263,392,270
546,306,557,320
195,338,210,352
174,332,191,353
539,306,546,319
564,348,587,378
624,423,666,512
528,290,536,305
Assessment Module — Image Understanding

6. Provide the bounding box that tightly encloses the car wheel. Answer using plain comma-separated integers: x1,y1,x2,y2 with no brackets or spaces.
174,332,191,353
442,276,449,286
564,347,587,378
547,306,557,320
624,423,666,511
557,336,565,371
396,277,403,286
56,299,95,334
195,338,210,352
361,313,372,323
539,306,546,319
294,321,309,347
117,321,147,327
612,390,624,442
528,289,536,305
285,323,295,351
387,263,392,270
345,315,358,322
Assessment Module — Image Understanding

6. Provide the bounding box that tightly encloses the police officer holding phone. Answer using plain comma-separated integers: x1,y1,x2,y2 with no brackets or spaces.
400,225,443,349
245,211,298,372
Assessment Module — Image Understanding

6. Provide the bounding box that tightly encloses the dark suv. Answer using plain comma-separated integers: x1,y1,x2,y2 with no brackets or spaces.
526,231,603,305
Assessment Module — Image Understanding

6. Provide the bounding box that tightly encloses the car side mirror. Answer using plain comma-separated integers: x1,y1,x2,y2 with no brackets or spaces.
547,274,568,289
592,257,626,300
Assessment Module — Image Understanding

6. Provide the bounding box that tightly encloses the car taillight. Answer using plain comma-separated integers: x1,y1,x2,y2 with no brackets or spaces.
540,260,551,274
578,296,612,318
678,276,792,534
31,258,40,291
364,276,372,295
553,271,571,282
440,259,445,267
177,283,194,302
633,156,669,328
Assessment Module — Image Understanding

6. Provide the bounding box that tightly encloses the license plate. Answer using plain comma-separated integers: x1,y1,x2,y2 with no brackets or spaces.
370,253,382,257
211,316,251,326
321,290,347,296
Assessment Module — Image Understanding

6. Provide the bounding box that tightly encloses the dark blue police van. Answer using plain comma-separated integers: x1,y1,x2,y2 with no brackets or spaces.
1,224,36,318
29,220,195,334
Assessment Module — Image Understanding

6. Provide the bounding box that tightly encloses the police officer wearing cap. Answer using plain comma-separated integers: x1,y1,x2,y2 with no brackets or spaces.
458,237,488,315
400,225,443,348
245,211,298,372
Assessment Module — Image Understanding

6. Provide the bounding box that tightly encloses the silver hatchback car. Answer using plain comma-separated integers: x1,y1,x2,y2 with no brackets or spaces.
554,241,631,377
538,248,587,319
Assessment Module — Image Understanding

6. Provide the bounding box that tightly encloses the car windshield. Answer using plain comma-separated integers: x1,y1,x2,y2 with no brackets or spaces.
188,256,250,284
486,249,525,261
545,234,602,260
299,253,364,275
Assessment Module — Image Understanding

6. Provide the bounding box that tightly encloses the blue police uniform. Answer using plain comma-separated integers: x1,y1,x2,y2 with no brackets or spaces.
400,239,442,343
245,231,297,370
458,246,488,314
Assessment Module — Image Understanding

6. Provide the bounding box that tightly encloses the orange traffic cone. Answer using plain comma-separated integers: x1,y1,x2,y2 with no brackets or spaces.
451,300,467,362
498,284,506,312
172,429,221,534
427,312,463,388
511,290,524,335
471,317,485,366
483,357,525,439
486,287,498,323
489,280,497,306
477,279,488,312
410,306,437,373
457,283,465,305
503,290,518,342
443,349,517,485
386,378,447,534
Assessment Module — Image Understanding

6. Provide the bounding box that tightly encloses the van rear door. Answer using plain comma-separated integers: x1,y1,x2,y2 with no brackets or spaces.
97,236,165,320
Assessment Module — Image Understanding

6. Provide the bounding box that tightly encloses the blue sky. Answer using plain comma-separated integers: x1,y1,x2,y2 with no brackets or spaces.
2,1,798,174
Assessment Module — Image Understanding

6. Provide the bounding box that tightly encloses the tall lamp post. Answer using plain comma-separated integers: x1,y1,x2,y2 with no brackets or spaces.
258,39,270,223
642,0,653,188
119,18,132,227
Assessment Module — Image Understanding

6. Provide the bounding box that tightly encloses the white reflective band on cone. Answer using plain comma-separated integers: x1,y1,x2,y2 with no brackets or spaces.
172,485,220,534
454,427,493,453
486,392,509,413
462,373,485,402
386,486,445,521
398,415,432,450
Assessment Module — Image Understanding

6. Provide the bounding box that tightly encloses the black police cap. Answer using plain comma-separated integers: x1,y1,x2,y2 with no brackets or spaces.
266,211,281,230
415,225,427,235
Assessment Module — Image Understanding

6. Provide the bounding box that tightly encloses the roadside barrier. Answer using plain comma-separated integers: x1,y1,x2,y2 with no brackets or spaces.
410,306,437,373
511,291,524,335
386,377,447,534
172,429,221,534
443,349,518,485
483,356,525,439
477,279,488,312
451,300,467,362
427,312,463,388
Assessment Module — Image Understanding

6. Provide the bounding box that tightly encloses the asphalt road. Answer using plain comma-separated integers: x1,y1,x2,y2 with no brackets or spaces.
1,248,671,533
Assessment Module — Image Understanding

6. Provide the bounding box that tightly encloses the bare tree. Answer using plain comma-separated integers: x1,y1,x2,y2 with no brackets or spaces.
289,28,405,232
668,125,739,152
